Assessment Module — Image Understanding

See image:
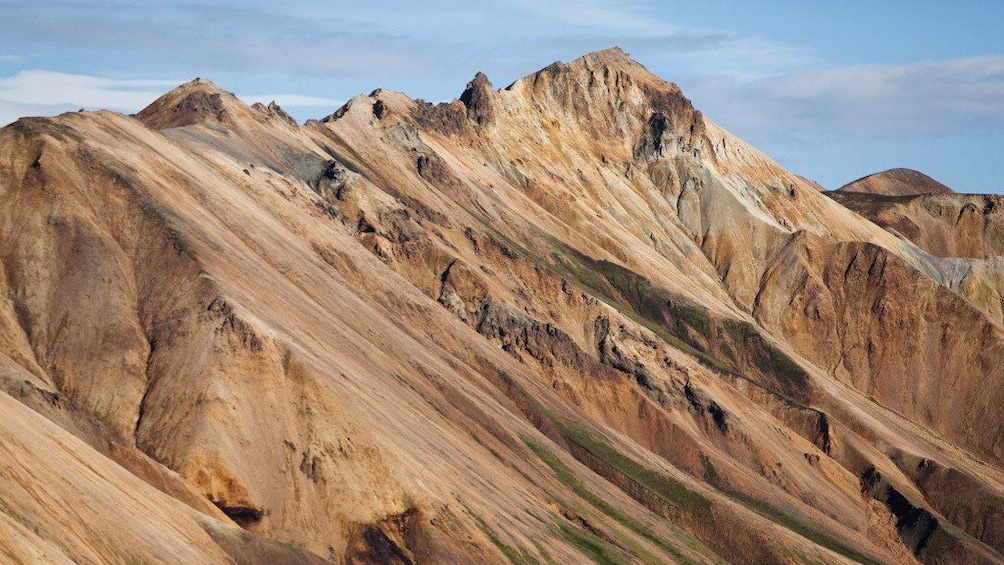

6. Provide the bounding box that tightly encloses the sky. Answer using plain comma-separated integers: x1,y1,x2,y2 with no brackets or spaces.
1,1,1002,191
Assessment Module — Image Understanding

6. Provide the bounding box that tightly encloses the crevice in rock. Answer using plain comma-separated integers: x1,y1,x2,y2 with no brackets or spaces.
215,503,265,529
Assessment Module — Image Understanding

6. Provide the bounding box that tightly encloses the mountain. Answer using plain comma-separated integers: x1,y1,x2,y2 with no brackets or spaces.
829,176,1004,322
1,48,1002,564
830,184,1004,260
837,168,956,196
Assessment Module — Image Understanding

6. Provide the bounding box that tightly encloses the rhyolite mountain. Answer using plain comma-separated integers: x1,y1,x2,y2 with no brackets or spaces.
837,168,956,197
1,48,1003,564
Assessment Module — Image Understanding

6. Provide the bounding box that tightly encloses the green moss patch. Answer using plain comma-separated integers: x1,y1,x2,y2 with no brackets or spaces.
556,420,712,516
523,437,700,564
722,319,810,402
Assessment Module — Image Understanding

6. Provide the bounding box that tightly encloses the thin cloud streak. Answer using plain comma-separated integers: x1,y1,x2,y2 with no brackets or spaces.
503,0,682,35
0,70,180,110
0,0,808,81
0,1,440,77
686,55,1004,142
0,99,77,127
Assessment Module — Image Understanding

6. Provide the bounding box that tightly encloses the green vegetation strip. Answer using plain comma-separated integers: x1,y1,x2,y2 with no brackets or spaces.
472,219,815,410
556,522,632,565
920,518,1004,563
554,241,818,407
720,489,882,565
550,252,712,353
523,437,698,565
544,419,881,565
557,420,712,516
722,319,809,401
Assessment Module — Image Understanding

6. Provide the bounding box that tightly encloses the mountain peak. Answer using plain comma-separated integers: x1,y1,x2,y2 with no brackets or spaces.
496,46,704,154
576,46,634,66
137,77,245,130
459,72,495,126
563,47,650,77
837,168,955,196
521,47,644,82
185,77,225,90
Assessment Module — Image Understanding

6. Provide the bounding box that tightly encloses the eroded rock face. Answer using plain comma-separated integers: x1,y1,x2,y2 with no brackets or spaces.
830,190,1004,259
0,48,1002,565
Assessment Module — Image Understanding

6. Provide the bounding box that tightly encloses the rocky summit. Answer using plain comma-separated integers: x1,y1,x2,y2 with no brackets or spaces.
1,48,1003,565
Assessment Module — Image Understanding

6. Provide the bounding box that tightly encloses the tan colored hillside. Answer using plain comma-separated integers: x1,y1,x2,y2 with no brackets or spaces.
830,189,1004,259
837,168,955,196
0,48,1002,564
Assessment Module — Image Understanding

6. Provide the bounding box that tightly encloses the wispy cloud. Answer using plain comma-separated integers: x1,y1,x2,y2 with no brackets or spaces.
686,55,1004,141
0,70,179,109
0,0,809,83
498,0,808,79
0,1,438,76
502,0,680,35
0,100,74,128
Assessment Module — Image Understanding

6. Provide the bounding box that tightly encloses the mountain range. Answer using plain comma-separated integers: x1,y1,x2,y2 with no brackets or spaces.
0,48,1002,564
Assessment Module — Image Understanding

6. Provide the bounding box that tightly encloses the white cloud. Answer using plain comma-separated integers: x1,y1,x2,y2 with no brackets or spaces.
0,70,179,114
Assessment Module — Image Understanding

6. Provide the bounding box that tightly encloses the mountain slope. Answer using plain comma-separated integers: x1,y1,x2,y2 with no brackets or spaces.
829,177,1004,323
829,189,1004,260
0,49,1001,564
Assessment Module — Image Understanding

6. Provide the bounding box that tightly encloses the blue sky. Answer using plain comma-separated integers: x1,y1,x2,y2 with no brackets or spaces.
1,1,1002,191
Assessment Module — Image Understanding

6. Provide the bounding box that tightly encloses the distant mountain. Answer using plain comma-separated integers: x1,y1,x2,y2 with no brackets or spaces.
0,48,1002,564
837,167,955,196
830,187,1004,261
